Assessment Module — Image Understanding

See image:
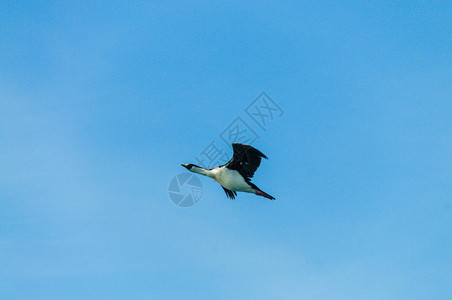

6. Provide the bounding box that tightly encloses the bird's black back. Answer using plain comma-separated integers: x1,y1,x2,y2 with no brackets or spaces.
224,143,268,179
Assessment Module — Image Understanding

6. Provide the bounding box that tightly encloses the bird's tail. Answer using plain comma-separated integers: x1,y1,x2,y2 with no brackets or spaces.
254,189,275,200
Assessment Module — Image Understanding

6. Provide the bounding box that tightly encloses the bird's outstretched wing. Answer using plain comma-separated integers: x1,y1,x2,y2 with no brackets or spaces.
222,186,237,199
223,143,268,179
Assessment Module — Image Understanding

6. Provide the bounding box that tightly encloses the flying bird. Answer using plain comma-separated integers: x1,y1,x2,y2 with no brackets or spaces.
181,143,275,200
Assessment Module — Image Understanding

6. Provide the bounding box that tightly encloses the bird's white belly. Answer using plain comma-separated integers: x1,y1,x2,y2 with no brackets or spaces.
213,167,255,193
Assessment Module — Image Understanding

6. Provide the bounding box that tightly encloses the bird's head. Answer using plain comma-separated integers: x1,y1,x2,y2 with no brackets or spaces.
181,163,197,171
181,164,209,176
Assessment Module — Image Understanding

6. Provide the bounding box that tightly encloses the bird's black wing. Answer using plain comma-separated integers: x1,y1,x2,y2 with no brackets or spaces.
224,143,268,179
222,187,237,199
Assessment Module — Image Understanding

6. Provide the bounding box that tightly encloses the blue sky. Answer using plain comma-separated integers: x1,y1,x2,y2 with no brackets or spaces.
1,1,451,299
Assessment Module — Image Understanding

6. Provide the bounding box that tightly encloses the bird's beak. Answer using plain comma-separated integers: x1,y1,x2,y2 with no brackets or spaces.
181,164,188,169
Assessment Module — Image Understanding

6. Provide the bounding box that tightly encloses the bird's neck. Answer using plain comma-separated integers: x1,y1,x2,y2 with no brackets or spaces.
190,166,214,178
